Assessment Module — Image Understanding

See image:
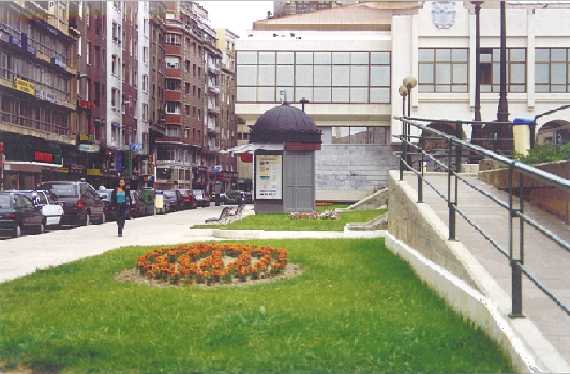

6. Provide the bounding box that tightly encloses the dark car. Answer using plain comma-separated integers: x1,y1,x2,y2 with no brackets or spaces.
224,191,242,205
39,181,105,226
139,188,156,216
96,189,118,221
192,189,210,207
162,190,183,211
0,192,45,238
129,190,147,218
177,189,197,209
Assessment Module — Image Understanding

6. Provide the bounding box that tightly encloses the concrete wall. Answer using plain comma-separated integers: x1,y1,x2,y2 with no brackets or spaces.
388,171,480,289
316,144,398,201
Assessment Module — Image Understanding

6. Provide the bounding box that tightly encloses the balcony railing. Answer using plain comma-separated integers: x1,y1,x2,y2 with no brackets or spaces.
0,109,69,136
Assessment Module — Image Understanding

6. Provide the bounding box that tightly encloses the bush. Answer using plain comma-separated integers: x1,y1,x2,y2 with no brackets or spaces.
515,143,570,165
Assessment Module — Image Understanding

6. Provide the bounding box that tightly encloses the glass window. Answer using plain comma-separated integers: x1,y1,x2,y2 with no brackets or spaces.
296,52,313,64
535,48,550,63
371,52,390,65
314,65,332,86
535,48,570,93
350,127,368,144
296,65,313,86
350,66,369,86
314,87,331,102
350,87,367,103
276,52,294,64
436,63,451,85
350,52,369,64
510,48,526,62
332,87,349,102
257,86,275,101
276,65,294,85
419,48,468,92
332,52,350,64
536,64,550,84
369,127,389,145
452,49,468,62
258,65,275,85
295,87,313,101
314,52,331,64
551,63,566,84
237,65,257,85
332,66,349,86
436,49,450,62
237,51,257,64
237,86,256,101
332,127,349,144
419,49,434,62
370,87,390,103
258,51,275,64
370,66,390,86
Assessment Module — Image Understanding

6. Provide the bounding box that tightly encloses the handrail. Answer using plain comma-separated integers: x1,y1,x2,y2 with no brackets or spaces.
395,116,570,191
396,116,570,318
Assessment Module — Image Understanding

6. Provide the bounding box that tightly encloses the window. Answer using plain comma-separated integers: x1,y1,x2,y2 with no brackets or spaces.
142,104,148,121
165,33,181,45
111,54,118,76
166,125,180,137
87,42,91,65
111,87,119,107
185,82,190,94
329,126,389,145
185,59,191,72
165,56,180,69
419,48,468,93
185,105,190,115
236,50,391,104
479,48,526,93
165,101,180,114
536,48,570,93
142,75,148,92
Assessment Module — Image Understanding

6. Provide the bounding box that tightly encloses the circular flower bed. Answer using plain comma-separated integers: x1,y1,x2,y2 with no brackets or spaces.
135,243,289,286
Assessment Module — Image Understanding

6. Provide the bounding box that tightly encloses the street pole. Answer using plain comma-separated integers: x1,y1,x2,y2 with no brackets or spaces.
474,1,482,122
299,97,310,113
497,0,509,122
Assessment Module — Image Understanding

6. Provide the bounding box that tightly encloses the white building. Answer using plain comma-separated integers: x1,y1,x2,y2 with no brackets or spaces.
137,1,150,157
106,1,123,150
236,0,570,201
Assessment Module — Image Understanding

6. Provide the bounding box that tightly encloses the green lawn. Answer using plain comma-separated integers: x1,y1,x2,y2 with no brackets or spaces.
193,208,384,231
0,239,511,373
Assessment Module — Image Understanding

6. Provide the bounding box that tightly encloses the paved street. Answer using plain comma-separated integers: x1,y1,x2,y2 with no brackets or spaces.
0,205,226,283
403,173,570,363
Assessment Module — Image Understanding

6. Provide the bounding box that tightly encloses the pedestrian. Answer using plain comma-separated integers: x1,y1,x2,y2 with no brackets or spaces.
111,178,131,237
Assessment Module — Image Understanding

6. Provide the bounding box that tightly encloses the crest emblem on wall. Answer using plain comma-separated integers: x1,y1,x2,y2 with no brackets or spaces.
431,0,457,30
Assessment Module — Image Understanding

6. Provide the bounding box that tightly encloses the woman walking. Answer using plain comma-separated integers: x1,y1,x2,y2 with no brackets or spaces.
111,178,131,237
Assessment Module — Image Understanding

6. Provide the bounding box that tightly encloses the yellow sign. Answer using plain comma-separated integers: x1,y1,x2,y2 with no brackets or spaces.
86,168,102,176
13,78,35,96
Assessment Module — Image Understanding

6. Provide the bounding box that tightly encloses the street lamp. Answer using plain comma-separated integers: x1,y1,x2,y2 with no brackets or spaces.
497,0,509,122
472,1,483,123
399,85,408,117
403,76,417,118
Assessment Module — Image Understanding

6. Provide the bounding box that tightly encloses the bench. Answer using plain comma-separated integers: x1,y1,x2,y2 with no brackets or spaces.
205,206,233,225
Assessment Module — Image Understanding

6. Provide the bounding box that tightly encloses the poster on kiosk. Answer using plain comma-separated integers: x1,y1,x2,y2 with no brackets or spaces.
255,154,282,200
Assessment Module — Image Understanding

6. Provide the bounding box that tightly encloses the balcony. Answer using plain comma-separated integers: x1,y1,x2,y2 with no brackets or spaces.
207,102,220,114
165,68,182,79
207,85,220,95
207,62,220,74
165,114,182,124
164,90,182,101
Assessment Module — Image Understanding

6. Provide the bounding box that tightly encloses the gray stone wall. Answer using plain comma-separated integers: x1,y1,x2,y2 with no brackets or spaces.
315,144,399,201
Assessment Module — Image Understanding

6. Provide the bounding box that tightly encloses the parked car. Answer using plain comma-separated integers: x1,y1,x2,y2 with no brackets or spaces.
177,189,197,209
0,192,45,238
39,181,105,226
139,187,156,216
7,190,64,230
192,189,210,207
162,190,183,211
96,189,118,221
129,190,147,218
223,191,242,205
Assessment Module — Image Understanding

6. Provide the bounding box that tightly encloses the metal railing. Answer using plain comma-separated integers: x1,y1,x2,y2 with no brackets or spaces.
396,116,570,318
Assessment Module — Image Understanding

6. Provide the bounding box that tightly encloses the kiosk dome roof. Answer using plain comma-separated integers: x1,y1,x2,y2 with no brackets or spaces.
250,104,321,144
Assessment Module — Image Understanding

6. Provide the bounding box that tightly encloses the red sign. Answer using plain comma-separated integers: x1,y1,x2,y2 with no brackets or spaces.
34,151,54,163
78,100,92,110
240,153,253,163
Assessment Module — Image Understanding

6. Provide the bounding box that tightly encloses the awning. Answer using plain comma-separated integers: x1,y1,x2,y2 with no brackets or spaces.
225,143,284,155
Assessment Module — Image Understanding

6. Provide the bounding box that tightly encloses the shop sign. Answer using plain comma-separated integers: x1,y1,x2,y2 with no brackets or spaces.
78,144,100,153
78,100,92,110
130,143,142,152
240,153,253,163
13,78,35,96
86,168,102,176
78,134,95,143
33,151,54,163
255,154,282,200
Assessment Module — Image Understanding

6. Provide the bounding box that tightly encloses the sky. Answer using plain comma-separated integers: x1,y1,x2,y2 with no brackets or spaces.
198,1,273,38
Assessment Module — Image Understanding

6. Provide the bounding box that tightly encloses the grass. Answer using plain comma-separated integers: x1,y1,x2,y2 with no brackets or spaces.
0,239,511,373
192,208,385,231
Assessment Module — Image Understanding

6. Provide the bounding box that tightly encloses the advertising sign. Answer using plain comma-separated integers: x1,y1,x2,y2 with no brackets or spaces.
255,154,282,200
13,78,35,96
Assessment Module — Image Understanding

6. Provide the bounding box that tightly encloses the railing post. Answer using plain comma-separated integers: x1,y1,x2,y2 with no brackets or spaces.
399,120,406,181
417,154,423,203
508,165,524,318
455,121,463,174
447,137,456,240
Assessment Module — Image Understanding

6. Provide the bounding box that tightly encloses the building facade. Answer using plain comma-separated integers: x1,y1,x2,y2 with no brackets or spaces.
272,0,356,18
0,0,79,190
237,0,570,201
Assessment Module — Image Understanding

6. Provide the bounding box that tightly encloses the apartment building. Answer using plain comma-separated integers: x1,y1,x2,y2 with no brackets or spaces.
0,0,79,189
216,28,239,191
272,0,357,18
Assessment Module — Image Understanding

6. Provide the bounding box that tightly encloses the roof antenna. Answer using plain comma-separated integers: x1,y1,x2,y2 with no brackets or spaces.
280,89,288,104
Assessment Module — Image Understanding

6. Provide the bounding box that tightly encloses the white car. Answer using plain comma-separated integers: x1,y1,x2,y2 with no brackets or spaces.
16,190,64,229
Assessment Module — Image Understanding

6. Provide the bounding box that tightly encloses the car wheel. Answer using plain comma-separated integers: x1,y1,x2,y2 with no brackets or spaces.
15,224,22,238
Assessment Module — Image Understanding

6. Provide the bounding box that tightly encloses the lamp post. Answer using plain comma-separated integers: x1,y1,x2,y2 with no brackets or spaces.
403,76,417,118
399,85,408,117
497,0,509,122
473,1,483,122
299,97,310,113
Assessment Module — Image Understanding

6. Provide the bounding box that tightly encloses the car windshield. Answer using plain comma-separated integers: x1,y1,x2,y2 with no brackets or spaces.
0,194,12,209
47,184,78,197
